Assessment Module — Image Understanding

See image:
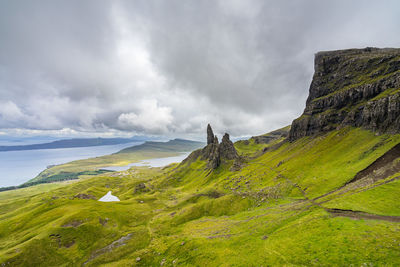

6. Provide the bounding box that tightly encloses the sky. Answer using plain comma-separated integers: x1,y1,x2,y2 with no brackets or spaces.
0,0,400,140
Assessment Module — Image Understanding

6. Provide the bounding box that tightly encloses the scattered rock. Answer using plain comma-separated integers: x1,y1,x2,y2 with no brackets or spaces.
62,220,82,228
160,258,166,266
74,193,96,200
136,257,141,262
134,183,150,194
180,241,185,246
99,217,109,226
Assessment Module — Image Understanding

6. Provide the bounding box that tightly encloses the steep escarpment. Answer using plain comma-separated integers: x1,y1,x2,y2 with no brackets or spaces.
289,47,400,141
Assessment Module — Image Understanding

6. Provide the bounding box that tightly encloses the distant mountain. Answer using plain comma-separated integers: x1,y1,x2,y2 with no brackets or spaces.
0,136,151,152
117,138,204,154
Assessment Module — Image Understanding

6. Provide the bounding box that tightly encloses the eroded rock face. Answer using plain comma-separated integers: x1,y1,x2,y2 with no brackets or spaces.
205,135,220,169
200,125,238,169
207,124,214,145
220,133,238,160
289,47,400,141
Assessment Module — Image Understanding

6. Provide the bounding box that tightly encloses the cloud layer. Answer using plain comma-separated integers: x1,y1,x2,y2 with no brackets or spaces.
1,0,400,138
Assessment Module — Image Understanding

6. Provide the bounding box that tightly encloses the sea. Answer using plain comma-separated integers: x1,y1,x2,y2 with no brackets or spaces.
0,142,143,187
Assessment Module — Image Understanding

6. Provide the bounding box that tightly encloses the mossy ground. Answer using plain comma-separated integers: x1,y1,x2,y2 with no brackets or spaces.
1,127,400,266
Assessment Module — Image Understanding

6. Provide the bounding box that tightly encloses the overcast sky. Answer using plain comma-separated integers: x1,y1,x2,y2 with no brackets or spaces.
0,0,399,139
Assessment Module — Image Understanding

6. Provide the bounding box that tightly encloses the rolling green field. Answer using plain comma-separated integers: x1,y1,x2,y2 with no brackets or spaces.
1,127,400,266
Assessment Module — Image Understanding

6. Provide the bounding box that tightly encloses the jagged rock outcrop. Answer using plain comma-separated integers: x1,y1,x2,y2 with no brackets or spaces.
182,124,239,169
207,124,214,145
200,124,239,169
289,47,400,141
220,133,238,160
205,135,220,169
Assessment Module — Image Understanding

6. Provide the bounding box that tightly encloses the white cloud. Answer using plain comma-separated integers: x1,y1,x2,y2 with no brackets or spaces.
117,99,173,134
0,0,399,138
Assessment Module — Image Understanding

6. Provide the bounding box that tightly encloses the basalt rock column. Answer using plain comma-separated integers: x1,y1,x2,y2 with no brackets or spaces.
219,133,238,160
202,125,238,169
207,124,214,145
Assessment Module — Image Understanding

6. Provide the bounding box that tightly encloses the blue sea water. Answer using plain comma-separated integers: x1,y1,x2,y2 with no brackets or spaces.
0,142,142,187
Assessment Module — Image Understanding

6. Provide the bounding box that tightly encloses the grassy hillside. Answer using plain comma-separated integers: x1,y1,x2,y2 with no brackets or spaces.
1,127,400,266
23,139,203,187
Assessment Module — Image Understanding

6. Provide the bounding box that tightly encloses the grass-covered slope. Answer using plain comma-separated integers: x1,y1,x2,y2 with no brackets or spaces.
1,127,400,266
23,139,203,187
119,139,203,154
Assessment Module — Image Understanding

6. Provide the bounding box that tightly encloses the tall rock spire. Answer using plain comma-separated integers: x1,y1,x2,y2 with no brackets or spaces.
207,124,214,145
202,124,239,169
219,133,238,160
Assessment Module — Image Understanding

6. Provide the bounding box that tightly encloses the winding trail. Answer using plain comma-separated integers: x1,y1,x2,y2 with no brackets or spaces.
326,208,400,223
254,161,400,223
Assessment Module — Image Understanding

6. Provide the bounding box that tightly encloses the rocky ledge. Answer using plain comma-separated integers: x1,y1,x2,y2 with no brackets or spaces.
289,47,400,141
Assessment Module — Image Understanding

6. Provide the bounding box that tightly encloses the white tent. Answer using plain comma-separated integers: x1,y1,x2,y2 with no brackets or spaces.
98,191,120,202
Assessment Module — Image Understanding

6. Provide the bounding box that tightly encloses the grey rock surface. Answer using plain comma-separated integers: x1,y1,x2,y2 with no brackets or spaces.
289,47,400,141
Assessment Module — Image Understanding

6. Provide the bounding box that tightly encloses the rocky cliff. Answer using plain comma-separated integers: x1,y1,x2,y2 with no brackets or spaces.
289,47,400,141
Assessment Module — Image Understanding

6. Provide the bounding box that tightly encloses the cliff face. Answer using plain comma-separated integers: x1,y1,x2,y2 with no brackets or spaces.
289,47,400,141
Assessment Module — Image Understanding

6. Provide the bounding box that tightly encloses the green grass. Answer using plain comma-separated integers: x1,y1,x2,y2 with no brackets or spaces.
1,127,400,266
323,175,400,216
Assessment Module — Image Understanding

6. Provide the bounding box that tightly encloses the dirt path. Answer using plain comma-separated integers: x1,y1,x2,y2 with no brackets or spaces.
252,141,400,224
326,208,400,223
314,142,400,202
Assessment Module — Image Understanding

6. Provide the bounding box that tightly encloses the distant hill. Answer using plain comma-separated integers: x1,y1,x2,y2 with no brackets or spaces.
0,137,150,152
0,138,205,190
117,139,204,154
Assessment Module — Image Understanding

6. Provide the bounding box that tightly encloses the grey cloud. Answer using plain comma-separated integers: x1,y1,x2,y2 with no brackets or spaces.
0,0,400,138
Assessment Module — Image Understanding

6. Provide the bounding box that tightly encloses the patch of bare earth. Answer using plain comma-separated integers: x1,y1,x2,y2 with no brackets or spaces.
314,142,400,203
326,208,400,223
62,220,82,228
74,193,97,200
83,233,133,265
